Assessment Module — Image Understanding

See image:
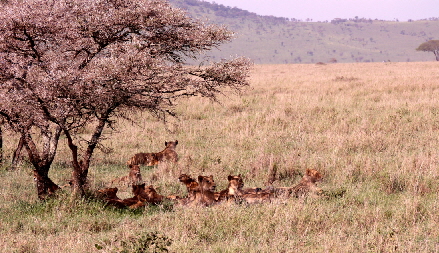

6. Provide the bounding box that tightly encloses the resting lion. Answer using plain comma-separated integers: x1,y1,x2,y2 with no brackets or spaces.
110,164,143,187
184,175,217,206
127,140,179,167
217,174,271,204
274,169,323,198
178,173,199,202
97,187,136,208
132,183,165,205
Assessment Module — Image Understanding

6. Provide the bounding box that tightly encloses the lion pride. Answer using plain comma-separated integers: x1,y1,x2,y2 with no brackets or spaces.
127,140,179,167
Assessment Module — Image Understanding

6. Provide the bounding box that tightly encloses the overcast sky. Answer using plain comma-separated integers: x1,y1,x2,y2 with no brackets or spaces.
205,0,437,21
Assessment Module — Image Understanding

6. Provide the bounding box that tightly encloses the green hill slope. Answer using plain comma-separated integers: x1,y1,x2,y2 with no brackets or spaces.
169,0,439,64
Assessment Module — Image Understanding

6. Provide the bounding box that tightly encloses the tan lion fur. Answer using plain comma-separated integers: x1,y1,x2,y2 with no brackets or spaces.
217,174,272,204
184,175,217,206
132,183,165,205
126,140,179,167
274,169,323,198
110,164,143,187
178,173,199,202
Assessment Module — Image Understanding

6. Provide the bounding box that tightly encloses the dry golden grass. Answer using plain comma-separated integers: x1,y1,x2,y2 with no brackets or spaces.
1,62,439,252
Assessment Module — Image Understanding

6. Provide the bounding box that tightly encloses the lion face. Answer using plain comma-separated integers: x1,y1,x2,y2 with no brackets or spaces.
129,165,142,183
131,183,163,203
198,175,216,192
227,174,244,191
132,183,146,196
305,169,322,183
178,174,193,183
165,140,178,149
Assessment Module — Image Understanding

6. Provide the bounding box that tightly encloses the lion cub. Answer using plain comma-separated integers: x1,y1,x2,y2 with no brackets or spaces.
97,187,136,208
218,174,272,204
127,140,179,166
184,175,217,206
110,164,143,187
132,183,165,205
275,169,323,198
178,174,199,202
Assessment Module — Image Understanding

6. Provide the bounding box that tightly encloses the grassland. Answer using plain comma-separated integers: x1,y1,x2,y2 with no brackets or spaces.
170,0,439,64
1,62,439,252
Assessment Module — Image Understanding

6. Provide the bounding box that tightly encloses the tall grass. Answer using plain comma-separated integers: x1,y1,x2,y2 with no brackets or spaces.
1,62,439,252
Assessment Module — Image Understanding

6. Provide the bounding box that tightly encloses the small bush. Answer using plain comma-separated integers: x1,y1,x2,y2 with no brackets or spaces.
96,231,172,253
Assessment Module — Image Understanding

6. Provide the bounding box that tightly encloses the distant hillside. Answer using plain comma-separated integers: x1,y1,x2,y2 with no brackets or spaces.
169,0,439,64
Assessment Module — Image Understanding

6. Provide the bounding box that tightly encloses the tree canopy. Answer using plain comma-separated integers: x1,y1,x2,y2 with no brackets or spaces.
0,0,252,199
416,40,439,61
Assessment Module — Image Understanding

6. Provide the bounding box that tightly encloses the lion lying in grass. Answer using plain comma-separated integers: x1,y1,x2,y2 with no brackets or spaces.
217,174,272,204
178,173,199,203
126,140,179,167
97,187,140,208
98,184,170,209
274,169,323,198
132,183,165,205
110,164,143,187
98,168,325,209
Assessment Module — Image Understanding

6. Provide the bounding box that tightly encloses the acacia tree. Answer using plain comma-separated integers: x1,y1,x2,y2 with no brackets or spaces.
416,40,439,61
0,0,252,199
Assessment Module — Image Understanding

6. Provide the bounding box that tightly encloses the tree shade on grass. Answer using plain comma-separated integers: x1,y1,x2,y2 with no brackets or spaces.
0,0,252,199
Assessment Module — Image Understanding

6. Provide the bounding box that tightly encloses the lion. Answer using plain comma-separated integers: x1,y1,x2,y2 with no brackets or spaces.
274,169,323,198
216,174,271,204
213,174,272,204
239,190,273,204
184,175,217,206
98,187,146,209
126,140,179,167
216,174,244,201
132,183,165,205
178,173,199,201
110,164,143,187
97,187,128,208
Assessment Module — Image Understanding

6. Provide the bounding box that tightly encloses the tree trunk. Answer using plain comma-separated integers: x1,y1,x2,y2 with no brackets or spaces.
0,124,3,165
33,167,60,200
64,115,108,198
434,50,439,61
22,126,62,200
8,136,24,170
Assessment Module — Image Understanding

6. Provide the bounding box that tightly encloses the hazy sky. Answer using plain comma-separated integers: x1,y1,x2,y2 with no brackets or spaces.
206,0,437,21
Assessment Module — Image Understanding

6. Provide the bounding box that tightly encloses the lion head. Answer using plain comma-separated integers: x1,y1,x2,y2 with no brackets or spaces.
304,169,322,183
227,174,244,194
198,175,216,192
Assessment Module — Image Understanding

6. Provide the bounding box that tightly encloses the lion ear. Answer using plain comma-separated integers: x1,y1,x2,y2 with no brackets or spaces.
165,141,168,146
198,175,204,182
306,169,311,175
228,175,233,181
175,140,178,145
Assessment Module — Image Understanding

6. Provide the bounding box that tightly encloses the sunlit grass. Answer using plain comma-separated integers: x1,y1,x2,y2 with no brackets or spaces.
1,62,439,252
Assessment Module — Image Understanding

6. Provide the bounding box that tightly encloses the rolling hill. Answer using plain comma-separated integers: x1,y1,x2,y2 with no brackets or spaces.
169,0,439,64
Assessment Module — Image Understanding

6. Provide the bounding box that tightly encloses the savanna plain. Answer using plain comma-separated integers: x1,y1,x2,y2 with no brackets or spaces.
1,62,439,252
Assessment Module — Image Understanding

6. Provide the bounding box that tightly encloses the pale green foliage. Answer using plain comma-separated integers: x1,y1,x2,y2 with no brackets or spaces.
0,0,251,198
416,40,439,61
